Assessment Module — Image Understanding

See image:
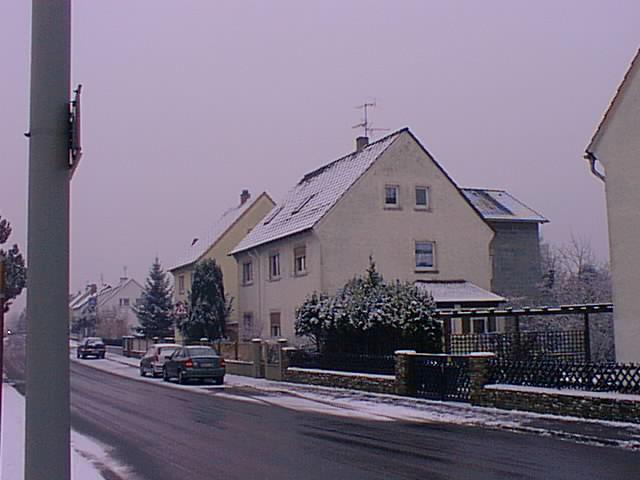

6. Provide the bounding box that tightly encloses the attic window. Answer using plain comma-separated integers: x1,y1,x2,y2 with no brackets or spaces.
291,193,316,215
263,206,283,225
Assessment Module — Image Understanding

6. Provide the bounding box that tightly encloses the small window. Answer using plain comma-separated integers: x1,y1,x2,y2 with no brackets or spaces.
119,298,130,307
270,312,281,338
242,261,253,285
415,186,429,209
472,317,486,334
415,241,435,270
487,316,497,333
178,275,185,295
384,185,399,207
291,194,315,215
294,245,306,275
269,252,280,280
263,206,283,225
242,312,253,339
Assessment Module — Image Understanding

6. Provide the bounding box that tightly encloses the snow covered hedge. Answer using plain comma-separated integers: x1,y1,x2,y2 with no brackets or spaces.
295,261,441,354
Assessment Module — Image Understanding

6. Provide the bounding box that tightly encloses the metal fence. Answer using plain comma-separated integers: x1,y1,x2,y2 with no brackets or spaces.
411,355,470,402
449,330,585,362
288,351,396,375
488,359,640,395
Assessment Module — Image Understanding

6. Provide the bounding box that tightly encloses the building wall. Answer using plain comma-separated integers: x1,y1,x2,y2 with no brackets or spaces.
234,231,322,342
316,131,494,294
591,62,640,363
172,193,275,339
489,221,542,302
96,280,143,338
235,132,494,344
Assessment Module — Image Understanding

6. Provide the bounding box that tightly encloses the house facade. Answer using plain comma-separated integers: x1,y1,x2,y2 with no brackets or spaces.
461,188,548,304
70,278,143,339
585,49,640,363
231,129,498,342
170,190,275,340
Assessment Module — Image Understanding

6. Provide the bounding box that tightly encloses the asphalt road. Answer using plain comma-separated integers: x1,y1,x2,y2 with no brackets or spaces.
70,362,640,480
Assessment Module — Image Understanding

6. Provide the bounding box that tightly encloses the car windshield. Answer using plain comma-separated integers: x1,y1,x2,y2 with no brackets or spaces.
159,347,178,356
86,338,103,345
187,347,216,357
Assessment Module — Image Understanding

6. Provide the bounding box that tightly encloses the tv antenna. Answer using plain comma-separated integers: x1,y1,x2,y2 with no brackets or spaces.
352,100,389,138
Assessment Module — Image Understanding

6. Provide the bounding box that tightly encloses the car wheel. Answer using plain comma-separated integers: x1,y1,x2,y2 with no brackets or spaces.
140,367,146,377
76,351,81,359
178,370,188,385
214,377,224,385
162,368,169,382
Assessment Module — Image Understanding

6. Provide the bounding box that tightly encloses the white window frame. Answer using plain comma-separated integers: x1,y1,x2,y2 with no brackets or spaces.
268,251,281,280
178,274,185,295
269,311,281,338
415,240,436,271
242,261,253,286
415,185,430,210
384,184,400,209
293,245,307,276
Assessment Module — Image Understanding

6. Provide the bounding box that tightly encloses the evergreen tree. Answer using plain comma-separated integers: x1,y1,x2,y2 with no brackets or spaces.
0,215,26,313
178,259,232,342
135,257,174,338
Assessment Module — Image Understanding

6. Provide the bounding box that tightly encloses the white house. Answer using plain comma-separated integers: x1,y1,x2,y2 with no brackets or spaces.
231,128,503,342
585,48,640,363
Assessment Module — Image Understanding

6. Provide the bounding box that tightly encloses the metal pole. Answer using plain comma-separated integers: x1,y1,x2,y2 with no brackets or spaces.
25,1,71,479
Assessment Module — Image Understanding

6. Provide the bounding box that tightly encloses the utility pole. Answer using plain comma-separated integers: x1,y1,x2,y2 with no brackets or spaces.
25,1,71,479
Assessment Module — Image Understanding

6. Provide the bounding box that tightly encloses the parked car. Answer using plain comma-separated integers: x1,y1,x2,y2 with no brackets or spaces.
139,343,181,377
162,346,225,385
77,337,106,359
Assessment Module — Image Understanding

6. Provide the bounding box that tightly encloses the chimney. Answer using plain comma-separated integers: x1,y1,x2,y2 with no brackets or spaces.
356,136,369,152
240,189,251,205
119,277,128,285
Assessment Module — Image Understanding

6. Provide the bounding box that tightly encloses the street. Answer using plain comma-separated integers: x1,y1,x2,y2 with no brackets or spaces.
70,361,640,480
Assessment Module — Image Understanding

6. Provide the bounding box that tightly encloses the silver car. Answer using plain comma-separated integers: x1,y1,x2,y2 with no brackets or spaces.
139,343,181,377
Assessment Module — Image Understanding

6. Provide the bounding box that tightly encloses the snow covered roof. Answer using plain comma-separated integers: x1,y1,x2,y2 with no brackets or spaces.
416,280,506,305
171,192,272,270
69,284,113,311
231,130,404,254
460,189,547,223
97,278,143,308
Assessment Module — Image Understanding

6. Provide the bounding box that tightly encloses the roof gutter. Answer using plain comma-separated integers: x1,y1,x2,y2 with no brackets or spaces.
584,151,606,182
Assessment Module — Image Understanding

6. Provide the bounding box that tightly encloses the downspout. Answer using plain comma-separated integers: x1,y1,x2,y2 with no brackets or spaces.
584,151,606,182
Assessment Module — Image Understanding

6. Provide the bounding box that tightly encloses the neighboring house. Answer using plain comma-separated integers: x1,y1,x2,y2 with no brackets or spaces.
169,190,275,340
584,49,640,363
461,188,548,303
231,128,500,342
69,277,143,339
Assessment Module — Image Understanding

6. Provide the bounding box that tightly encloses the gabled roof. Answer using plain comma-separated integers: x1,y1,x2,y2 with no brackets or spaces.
69,284,112,311
416,280,506,304
461,188,548,223
97,278,143,307
586,48,640,153
171,192,273,271
231,129,405,254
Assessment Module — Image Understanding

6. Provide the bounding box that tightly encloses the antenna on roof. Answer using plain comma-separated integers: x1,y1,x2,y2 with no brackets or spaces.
352,100,390,138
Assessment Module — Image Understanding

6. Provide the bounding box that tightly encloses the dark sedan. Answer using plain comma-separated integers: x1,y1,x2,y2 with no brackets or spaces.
77,337,106,359
162,346,225,385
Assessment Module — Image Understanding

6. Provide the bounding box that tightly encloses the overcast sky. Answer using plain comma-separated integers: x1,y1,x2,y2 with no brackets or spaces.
1,1,638,302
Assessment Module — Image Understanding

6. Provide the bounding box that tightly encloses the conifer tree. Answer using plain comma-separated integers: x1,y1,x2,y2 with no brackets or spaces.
178,259,232,342
0,215,26,313
135,257,174,338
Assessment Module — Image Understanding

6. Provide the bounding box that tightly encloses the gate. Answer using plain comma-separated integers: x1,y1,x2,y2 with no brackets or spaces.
412,355,470,402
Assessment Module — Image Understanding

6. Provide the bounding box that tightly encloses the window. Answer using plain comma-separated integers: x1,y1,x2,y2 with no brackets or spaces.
263,206,283,225
415,241,435,270
119,298,130,307
178,275,185,295
242,261,253,285
269,252,280,280
472,317,486,334
291,194,315,215
293,245,306,275
242,313,253,339
415,186,429,209
270,312,281,338
384,185,399,207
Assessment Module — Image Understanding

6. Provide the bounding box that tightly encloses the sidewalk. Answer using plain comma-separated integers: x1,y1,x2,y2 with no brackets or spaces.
96,351,640,450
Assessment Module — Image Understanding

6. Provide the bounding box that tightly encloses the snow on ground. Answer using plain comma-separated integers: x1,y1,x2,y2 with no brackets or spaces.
1,382,134,480
73,349,640,450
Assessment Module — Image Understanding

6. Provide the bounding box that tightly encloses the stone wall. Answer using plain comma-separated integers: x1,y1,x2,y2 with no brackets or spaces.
476,385,640,424
284,367,396,394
